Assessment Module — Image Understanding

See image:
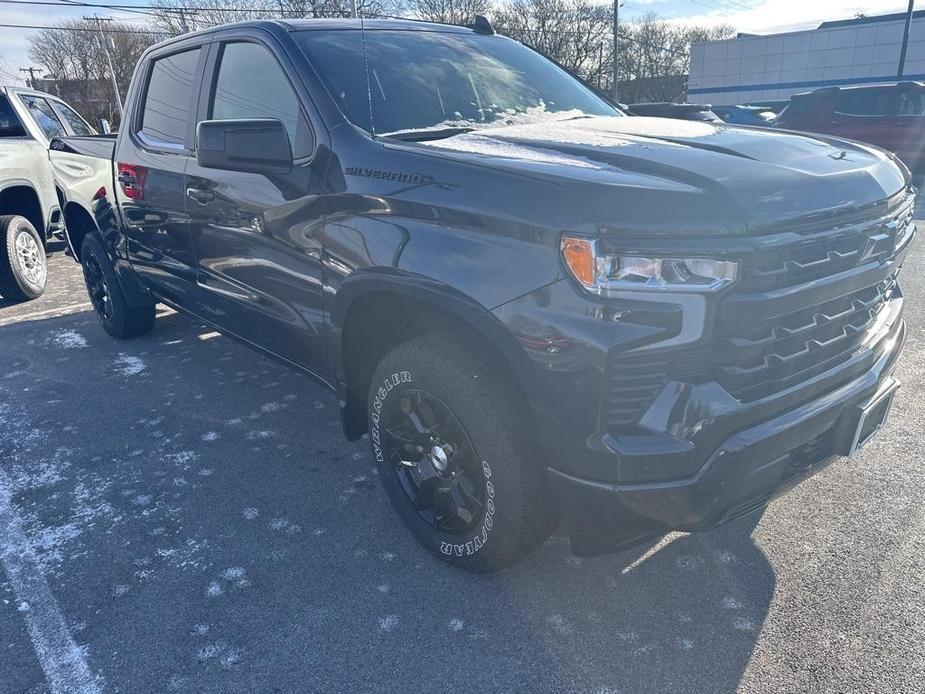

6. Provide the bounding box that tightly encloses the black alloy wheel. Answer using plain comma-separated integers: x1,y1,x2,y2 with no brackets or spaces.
382,388,487,535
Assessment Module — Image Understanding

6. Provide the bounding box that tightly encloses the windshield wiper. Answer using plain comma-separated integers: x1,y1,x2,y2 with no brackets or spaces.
384,126,476,142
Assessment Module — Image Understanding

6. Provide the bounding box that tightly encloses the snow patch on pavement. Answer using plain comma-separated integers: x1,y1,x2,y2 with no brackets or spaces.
114,353,146,376
51,329,88,349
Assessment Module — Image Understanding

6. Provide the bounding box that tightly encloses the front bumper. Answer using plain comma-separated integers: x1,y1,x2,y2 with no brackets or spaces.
548,315,905,555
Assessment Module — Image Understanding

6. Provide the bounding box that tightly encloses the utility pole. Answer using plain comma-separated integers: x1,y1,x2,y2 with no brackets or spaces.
898,0,916,79
84,15,123,117
19,66,41,89
612,0,619,101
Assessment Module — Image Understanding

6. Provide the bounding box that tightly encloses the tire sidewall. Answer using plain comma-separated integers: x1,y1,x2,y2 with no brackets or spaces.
368,365,503,565
4,217,46,298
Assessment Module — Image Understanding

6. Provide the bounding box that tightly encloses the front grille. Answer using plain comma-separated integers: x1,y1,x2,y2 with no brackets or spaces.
738,194,913,292
604,192,910,434
712,276,897,401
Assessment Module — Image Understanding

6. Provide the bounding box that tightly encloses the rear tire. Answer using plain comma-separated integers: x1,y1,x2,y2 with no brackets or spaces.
368,332,554,572
0,215,46,301
80,233,155,339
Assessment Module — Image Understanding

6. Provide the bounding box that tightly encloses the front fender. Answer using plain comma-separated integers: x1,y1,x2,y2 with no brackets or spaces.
329,268,540,399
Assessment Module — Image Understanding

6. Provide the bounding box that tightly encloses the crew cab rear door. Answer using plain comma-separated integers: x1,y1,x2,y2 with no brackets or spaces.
116,41,208,306
183,32,329,375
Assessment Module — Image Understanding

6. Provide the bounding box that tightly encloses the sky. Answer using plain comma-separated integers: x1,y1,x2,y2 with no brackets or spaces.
0,0,917,85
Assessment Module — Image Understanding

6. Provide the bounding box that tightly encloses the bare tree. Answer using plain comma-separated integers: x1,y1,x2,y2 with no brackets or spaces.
619,14,735,102
393,0,491,25
28,19,160,124
150,0,273,34
274,0,391,18
494,0,613,91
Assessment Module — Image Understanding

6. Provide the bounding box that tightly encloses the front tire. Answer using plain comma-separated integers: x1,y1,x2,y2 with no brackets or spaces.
0,215,46,301
368,333,554,572
80,233,155,339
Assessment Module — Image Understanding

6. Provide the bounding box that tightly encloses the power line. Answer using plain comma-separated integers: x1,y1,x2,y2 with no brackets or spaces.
0,0,318,14
56,0,160,18
0,21,166,33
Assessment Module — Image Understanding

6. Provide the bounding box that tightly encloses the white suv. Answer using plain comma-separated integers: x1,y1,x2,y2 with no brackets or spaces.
0,86,97,301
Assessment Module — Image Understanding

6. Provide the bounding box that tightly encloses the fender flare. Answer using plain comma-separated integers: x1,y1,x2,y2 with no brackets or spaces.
331,268,542,437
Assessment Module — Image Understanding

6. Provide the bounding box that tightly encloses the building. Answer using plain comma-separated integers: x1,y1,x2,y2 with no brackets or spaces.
688,10,925,107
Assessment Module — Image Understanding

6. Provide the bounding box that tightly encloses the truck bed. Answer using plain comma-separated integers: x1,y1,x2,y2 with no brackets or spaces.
49,134,117,256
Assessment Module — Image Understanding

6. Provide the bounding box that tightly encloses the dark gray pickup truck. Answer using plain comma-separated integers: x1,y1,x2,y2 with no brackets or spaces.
52,18,914,571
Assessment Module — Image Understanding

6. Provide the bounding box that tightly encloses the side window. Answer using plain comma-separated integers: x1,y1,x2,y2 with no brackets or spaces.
834,89,895,117
898,90,925,116
53,100,94,136
20,95,66,139
0,95,27,137
141,48,201,146
210,42,312,157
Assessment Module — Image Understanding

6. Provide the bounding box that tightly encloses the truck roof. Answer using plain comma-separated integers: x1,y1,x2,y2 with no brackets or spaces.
152,17,484,49
276,18,479,33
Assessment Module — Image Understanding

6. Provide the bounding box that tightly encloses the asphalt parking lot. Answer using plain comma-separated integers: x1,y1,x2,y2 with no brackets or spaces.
0,236,924,694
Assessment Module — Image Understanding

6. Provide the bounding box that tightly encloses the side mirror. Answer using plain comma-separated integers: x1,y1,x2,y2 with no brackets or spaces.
98,118,111,134
196,119,293,175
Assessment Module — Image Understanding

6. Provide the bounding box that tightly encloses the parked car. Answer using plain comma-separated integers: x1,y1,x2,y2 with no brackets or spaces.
776,82,925,171
625,102,723,122
0,86,98,301
713,104,777,126
53,18,913,572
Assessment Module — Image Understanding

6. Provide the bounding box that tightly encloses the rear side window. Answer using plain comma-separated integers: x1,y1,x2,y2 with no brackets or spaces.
834,89,895,117
0,95,27,137
54,100,94,136
210,42,312,157
141,48,201,146
20,95,66,139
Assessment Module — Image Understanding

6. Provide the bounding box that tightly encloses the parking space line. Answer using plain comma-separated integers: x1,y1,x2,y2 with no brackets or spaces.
0,468,104,694
0,302,92,327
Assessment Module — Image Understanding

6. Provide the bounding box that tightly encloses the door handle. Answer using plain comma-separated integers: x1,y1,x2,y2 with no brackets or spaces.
186,187,215,204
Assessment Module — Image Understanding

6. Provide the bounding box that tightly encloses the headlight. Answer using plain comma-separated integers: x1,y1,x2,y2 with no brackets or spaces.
561,235,738,294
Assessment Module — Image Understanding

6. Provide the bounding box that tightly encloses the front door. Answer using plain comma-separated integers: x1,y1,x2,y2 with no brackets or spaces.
119,45,206,306
184,38,330,375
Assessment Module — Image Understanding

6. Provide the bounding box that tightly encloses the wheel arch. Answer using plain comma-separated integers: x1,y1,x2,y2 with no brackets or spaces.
62,200,99,261
333,270,540,441
0,181,45,247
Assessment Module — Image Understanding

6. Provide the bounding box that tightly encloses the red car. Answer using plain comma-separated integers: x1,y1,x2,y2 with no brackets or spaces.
777,82,925,172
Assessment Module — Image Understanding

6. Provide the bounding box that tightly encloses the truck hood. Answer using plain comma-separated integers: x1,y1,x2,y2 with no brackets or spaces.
419,116,909,235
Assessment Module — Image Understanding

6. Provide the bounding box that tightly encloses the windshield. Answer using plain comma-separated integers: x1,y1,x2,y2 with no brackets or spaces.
295,29,619,136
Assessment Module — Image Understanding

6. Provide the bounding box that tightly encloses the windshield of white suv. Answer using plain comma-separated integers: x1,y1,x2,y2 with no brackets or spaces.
296,29,620,137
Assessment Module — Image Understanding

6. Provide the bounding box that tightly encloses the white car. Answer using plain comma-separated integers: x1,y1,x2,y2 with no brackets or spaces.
0,86,98,301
